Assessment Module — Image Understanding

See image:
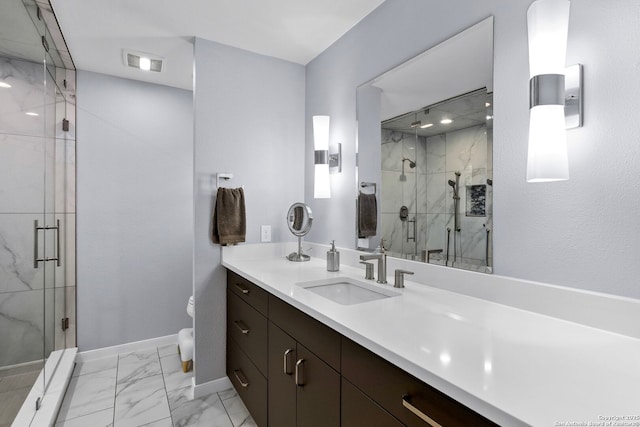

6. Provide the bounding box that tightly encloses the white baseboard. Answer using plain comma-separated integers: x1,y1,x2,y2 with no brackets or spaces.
76,334,177,362
193,376,233,399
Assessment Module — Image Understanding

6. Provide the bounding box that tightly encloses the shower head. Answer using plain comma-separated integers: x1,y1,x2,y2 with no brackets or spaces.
448,179,456,187
402,158,416,168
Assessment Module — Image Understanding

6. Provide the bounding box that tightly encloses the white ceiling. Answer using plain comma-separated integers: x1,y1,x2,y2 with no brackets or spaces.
50,0,386,90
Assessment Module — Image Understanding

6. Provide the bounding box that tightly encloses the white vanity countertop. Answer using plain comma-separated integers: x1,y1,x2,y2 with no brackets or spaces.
222,246,640,426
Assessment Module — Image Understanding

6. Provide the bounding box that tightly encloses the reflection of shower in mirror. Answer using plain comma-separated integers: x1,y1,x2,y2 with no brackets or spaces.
400,157,416,181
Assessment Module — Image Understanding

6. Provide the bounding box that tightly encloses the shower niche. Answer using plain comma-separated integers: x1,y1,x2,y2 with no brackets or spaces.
356,16,494,273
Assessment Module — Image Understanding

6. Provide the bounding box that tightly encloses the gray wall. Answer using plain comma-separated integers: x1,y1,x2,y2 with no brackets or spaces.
193,38,305,384
305,0,640,299
76,71,194,350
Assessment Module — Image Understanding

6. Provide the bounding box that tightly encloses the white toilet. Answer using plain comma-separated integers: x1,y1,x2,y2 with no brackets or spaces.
177,296,194,373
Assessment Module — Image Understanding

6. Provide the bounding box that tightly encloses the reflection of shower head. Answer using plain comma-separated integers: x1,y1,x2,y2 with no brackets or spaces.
448,179,459,198
402,158,416,168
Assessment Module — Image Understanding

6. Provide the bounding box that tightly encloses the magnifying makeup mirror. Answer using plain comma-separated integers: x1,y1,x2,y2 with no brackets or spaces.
286,202,313,262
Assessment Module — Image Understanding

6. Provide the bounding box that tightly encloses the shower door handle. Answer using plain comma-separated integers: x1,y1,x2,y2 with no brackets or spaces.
33,219,62,268
406,218,417,242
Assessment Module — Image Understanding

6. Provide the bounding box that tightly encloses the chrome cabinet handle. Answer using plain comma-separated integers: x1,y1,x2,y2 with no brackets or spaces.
402,395,442,427
234,320,250,335
295,359,305,386
233,369,249,388
283,348,294,375
234,283,250,294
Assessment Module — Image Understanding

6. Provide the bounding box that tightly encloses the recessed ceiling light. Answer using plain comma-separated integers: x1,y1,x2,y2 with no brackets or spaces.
139,57,151,71
440,119,453,124
420,123,434,129
486,115,493,120
123,50,164,73
25,112,39,116
0,82,11,88
485,102,491,107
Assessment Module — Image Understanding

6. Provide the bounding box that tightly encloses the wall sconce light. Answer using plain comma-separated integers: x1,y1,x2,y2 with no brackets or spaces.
313,115,342,198
526,0,583,182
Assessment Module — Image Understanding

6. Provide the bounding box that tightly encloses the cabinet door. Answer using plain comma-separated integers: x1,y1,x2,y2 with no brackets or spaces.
342,378,404,427
268,322,297,427
295,343,340,427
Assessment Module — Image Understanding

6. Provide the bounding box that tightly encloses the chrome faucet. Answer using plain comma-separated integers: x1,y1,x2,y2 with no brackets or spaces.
359,240,387,284
394,269,414,288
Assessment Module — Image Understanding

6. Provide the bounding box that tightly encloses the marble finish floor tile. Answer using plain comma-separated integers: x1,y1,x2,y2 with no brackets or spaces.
73,355,118,377
57,367,117,422
114,374,170,427
55,407,113,427
219,389,255,427
168,386,232,427
137,417,173,427
158,344,179,358
54,345,256,427
117,348,162,383
160,354,193,392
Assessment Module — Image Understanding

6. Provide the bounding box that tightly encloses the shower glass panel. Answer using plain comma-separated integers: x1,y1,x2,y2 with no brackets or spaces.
0,0,76,423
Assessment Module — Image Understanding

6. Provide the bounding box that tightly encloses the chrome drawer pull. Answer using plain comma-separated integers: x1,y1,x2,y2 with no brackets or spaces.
402,395,442,427
283,348,294,375
234,320,250,334
233,370,249,388
295,359,305,386
234,283,250,294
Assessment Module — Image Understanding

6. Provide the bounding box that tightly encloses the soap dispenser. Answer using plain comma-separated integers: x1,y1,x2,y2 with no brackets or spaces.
327,240,340,272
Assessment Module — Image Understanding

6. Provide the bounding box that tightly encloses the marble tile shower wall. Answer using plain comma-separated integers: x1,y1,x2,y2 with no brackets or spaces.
381,125,492,268
0,56,76,368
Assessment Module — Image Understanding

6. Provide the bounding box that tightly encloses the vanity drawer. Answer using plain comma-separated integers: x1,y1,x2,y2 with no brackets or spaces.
227,291,268,376
227,339,267,427
342,378,403,427
269,294,341,371
342,338,497,427
227,270,269,316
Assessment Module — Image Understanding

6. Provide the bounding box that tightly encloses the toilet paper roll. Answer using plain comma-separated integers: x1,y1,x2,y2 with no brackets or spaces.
187,295,195,318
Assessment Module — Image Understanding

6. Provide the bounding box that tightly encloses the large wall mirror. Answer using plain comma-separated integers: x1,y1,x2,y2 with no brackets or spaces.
356,17,494,273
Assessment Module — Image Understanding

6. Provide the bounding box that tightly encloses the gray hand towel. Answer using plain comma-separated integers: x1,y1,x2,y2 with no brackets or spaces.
212,187,246,245
357,192,377,238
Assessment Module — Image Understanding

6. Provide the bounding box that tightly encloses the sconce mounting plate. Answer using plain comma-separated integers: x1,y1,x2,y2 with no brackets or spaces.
564,64,583,129
329,143,342,174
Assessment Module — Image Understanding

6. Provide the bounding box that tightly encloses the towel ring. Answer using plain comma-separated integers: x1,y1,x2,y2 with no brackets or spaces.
360,181,377,194
216,173,244,190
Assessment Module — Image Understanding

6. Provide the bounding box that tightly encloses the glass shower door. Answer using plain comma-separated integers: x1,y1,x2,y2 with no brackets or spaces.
0,0,75,421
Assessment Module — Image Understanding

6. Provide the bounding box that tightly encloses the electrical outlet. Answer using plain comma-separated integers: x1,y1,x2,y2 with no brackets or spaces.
261,225,271,242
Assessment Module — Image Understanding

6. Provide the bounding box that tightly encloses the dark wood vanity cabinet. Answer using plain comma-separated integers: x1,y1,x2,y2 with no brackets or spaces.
268,321,340,427
226,271,269,427
226,269,497,427
341,339,497,427
268,294,341,427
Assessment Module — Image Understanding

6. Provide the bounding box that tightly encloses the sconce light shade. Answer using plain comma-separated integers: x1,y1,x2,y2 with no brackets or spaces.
526,0,571,182
313,115,331,198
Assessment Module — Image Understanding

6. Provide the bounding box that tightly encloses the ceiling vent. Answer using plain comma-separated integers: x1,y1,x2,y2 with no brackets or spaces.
123,50,164,72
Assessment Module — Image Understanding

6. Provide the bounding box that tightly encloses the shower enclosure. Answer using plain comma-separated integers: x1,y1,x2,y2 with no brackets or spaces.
0,0,76,423
380,89,493,272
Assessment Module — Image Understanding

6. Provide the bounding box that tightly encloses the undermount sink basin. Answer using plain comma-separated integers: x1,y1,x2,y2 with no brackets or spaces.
297,277,400,305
